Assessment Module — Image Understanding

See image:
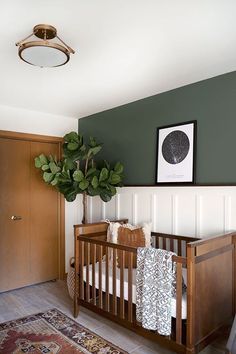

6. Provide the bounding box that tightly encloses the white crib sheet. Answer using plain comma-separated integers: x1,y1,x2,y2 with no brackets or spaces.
83,262,187,319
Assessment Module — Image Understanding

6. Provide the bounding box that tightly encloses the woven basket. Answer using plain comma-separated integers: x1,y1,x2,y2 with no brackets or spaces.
67,257,75,299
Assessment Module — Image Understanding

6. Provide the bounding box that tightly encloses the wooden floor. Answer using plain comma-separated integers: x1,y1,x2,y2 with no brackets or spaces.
0,281,228,354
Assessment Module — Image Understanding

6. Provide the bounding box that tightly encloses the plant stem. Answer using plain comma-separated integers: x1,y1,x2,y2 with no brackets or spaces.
82,158,89,223
82,192,88,224
85,158,89,175
75,159,88,223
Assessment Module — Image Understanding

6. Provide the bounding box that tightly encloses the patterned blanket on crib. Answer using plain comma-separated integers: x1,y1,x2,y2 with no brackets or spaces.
136,247,176,336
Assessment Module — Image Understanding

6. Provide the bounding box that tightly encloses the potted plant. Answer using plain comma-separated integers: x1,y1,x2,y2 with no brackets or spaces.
35,131,124,223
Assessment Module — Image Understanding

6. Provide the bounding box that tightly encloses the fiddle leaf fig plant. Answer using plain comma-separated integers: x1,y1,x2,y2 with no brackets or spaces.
35,131,124,223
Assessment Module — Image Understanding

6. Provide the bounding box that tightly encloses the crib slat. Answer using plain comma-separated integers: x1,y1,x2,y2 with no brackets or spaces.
112,248,117,315
163,237,166,250
98,245,102,309
152,235,156,248
178,240,182,256
128,252,133,323
86,243,90,302
184,241,187,257
120,250,125,319
170,239,174,252
176,262,183,344
79,241,84,300
105,246,109,312
156,236,159,249
91,244,96,305
74,236,79,317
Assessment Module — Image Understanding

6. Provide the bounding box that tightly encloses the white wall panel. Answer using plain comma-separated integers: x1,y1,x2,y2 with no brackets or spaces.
136,193,152,225
103,198,116,221
89,196,103,222
89,186,236,239
118,192,133,222
65,195,82,272
155,190,172,234
151,194,157,231
229,196,236,231
200,193,224,236
176,192,197,237
223,196,231,232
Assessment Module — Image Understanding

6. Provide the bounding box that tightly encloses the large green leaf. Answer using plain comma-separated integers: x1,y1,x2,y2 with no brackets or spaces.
67,142,79,151
110,173,121,185
99,168,108,182
87,185,99,196
42,164,50,171
100,181,109,189
57,183,73,194
63,147,85,163
64,190,77,202
87,145,102,158
39,154,48,165
57,182,79,201
79,179,89,191
43,172,54,183
48,155,55,163
35,157,42,168
80,144,86,152
64,158,76,170
57,173,71,184
86,167,97,177
89,136,98,147
91,176,99,189
51,176,59,186
64,131,79,143
73,181,83,194
114,162,124,174
49,161,61,174
100,190,112,202
73,170,84,182
109,185,117,196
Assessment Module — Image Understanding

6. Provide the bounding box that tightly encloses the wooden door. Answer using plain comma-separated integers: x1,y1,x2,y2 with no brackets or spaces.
0,138,31,291
30,141,59,284
0,132,64,292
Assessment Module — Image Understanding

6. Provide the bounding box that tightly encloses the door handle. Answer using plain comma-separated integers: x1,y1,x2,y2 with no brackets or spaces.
11,215,22,221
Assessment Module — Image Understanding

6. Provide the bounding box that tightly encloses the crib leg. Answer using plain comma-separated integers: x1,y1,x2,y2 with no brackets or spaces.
74,297,79,318
186,348,195,354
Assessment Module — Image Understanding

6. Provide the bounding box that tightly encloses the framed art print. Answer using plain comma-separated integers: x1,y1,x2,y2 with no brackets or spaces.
156,120,196,184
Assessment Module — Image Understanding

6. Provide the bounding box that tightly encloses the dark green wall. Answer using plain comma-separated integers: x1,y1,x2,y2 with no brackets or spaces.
79,71,236,185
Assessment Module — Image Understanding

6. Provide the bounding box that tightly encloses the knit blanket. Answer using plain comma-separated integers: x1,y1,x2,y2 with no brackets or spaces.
136,247,176,336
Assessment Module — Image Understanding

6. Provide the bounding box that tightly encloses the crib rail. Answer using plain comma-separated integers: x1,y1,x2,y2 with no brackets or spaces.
151,232,199,257
77,235,137,323
74,231,187,351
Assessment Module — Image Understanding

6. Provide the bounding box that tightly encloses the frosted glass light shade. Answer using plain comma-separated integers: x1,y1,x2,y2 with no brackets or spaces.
19,42,70,67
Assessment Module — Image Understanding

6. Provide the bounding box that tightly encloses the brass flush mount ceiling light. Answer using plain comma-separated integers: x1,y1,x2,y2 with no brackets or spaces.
16,24,75,67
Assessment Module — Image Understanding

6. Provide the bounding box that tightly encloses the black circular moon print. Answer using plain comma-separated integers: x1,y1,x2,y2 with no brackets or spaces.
162,130,190,164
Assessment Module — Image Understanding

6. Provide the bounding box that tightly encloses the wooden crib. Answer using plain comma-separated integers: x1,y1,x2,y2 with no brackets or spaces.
73,221,236,354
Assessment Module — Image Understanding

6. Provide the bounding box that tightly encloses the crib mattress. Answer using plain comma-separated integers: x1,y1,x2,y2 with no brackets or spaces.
83,262,187,319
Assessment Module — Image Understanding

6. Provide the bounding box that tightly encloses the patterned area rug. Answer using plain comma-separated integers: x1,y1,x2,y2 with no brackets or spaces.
0,308,128,354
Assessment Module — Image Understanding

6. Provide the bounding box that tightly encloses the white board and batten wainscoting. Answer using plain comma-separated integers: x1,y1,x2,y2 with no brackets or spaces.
87,186,236,238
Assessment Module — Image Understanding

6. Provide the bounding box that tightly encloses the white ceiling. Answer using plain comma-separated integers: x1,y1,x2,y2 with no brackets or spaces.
1,0,236,119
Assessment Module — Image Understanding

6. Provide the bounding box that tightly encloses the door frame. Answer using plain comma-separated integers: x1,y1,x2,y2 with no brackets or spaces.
0,130,65,280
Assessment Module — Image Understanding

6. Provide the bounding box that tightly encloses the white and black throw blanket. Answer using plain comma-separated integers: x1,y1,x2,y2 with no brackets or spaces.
136,247,176,336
